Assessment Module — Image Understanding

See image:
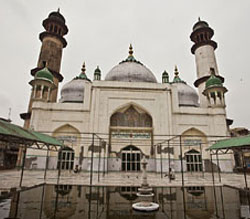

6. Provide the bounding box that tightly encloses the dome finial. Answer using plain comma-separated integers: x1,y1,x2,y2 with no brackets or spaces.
81,62,86,74
75,62,90,81
57,8,60,13
172,65,186,84
198,16,201,21
129,44,133,57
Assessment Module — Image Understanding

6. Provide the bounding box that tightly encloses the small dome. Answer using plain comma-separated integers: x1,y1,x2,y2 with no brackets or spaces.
192,18,209,31
205,74,222,89
176,83,199,107
60,79,86,103
105,45,157,83
171,66,199,107
60,63,90,103
35,67,54,83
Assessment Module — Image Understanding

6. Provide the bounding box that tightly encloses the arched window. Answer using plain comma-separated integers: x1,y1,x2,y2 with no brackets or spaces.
121,145,141,171
57,146,75,170
185,149,202,172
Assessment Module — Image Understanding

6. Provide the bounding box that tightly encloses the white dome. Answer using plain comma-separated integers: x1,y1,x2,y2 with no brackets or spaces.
60,79,88,103
174,83,199,107
105,61,157,83
105,45,157,83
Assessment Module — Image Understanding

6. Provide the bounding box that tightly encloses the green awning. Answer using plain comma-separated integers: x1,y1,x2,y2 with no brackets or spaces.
0,119,63,147
208,135,250,151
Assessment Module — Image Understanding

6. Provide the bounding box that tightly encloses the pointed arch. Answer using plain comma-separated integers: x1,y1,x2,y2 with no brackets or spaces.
121,145,141,151
52,124,80,170
181,127,207,148
181,127,206,137
53,124,80,135
52,124,80,149
111,102,152,117
110,103,152,128
185,149,200,154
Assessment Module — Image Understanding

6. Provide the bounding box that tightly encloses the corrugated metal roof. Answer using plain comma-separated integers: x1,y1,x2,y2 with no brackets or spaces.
208,135,250,150
0,119,63,147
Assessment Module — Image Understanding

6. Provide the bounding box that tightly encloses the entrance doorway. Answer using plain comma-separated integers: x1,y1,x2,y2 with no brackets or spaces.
121,145,141,171
185,149,203,172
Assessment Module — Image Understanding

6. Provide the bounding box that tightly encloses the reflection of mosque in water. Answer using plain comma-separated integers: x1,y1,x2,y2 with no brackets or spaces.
7,184,247,219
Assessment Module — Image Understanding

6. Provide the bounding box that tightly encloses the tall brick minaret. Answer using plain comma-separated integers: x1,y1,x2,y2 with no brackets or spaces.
20,9,68,128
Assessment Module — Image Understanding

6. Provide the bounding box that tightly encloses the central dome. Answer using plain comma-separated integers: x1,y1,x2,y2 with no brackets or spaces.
105,45,157,83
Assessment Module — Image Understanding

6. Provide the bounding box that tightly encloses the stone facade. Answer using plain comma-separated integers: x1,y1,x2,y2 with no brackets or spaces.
23,11,233,173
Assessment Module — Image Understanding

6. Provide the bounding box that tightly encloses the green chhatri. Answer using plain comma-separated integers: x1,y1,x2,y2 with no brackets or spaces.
0,119,63,146
35,67,54,83
162,70,169,83
94,66,101,75
205,74,222,89
162,70,168,76
208,135,250,150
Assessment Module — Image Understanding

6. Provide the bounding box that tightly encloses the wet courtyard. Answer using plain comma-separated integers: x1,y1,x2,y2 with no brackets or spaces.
1,184,250,219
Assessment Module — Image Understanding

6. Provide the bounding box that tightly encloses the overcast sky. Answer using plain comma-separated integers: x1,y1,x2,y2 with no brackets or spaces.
0,0,249,129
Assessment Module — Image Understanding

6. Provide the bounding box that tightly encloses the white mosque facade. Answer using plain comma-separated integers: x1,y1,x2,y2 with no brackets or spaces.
20,11,233,173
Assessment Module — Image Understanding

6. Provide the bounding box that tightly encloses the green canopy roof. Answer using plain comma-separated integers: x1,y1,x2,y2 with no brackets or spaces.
208,135,250,151
35,67,54,83
0,119,63,147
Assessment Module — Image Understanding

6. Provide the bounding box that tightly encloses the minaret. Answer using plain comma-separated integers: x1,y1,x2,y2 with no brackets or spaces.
20,9,68,128
190,18,224,107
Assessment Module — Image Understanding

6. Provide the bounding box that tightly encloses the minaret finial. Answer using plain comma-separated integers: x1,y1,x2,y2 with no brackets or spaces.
210,67,215,75
8,108,11,121
129,44,133,56
81,62,86,74
174,65,179,76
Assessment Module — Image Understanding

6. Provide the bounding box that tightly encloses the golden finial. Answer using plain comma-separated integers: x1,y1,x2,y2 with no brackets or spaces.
174,65,179,76
81,62,86,74
129,44,133,56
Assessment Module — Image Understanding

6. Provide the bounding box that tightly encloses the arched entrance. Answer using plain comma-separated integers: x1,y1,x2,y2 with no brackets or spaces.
109,104,153,172
185,149,202,172
121,145,141,171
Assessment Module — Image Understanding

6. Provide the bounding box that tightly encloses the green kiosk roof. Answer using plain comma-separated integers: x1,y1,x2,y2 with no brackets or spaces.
208,135,250,151
0,119,63,147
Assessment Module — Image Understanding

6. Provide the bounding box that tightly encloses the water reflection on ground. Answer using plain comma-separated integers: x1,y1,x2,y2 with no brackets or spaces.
3,184,250,219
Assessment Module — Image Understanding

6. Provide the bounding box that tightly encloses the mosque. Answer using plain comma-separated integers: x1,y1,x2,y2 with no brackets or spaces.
19,10,233,173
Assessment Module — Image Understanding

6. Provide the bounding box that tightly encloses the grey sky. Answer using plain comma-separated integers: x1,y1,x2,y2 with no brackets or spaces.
0,0,249,129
